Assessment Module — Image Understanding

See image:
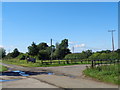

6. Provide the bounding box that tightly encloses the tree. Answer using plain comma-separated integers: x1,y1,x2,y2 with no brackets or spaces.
5,53,13,59
37,42,48,51
28,42,39,56
115,49,120,53
38,50,50,60
59,39,71,59
97,50,111,53
53,39,71,59
109,52,118,59
11,48,20,58
89,53,101,60
99,53,110,59
59,39,68,49
19,55,26,60
82,50,93,58
53,43,61,59
0,48,6,59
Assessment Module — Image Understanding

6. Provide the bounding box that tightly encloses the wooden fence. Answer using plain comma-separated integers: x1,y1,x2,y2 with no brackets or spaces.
40,59,120,67
91,59,120,67
41,59,91,65
41,59,94,65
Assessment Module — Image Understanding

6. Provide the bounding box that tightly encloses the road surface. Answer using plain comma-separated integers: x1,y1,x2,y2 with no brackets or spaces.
0,63,118,88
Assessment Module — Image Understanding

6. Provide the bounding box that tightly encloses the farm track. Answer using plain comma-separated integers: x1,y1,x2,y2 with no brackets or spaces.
0,63,119,88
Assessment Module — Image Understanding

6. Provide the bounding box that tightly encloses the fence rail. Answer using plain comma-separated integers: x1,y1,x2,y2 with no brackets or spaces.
41,59,91,65
91,59,120,67
40,59,120,66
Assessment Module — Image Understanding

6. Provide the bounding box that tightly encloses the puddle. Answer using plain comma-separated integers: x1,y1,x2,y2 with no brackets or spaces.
0,79,20,82
11,70,29,76
47,72,53,75
0,70,54,82
0,70,54,76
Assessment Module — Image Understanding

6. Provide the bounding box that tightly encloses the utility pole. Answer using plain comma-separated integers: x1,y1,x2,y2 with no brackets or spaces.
8,49,10,53
108,30,116,52
72,46,74,53
50,39,53,63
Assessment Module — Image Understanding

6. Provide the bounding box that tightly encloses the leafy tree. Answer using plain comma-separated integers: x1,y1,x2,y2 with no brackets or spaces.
105,50,112,53
89,53,101,60
115,49,120,53
53,43,61,59
38,50,50,60
109,52,118,59
53,39,71,59
59,48,71,59
99,53,110,59
28,42,39,56
82,50,93,58
5,53,12,59
59,39,68,49
0,48,6,59
97,50,111,53
11,48,20,58
37,42,48,50
16,53,27,60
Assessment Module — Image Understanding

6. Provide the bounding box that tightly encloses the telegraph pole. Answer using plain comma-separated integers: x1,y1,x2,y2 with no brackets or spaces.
50,39,53,62
72,46,74,53
108,30,116,52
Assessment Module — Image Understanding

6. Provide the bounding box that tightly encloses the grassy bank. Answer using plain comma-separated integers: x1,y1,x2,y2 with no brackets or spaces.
83,64,120,85
2,59,90,67
0,64,8,72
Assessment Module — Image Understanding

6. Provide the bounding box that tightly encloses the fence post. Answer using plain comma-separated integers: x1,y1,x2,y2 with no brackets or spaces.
58,60,60,64
92,60,94,68
100,59,102,65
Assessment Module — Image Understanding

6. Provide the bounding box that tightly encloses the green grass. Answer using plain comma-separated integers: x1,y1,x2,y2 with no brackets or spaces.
0,64,8,72
2,59,91,67
83,64,120,85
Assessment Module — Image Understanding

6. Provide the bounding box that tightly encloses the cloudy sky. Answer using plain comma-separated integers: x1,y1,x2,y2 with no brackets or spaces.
2,2,118,53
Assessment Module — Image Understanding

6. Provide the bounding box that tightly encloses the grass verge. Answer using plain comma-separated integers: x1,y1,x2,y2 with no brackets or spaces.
0,64,8,72
83,64,120,85
2,59,90,67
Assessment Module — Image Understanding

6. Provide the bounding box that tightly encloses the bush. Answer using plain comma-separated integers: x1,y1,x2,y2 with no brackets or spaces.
20,55,26,60
88,53,101,60
64,53,87,60
89,52,118,60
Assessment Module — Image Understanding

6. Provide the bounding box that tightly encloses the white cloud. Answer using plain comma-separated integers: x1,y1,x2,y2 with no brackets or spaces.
69,41,76,44
0,45,3,48
74,44,85,48
47,43,51,46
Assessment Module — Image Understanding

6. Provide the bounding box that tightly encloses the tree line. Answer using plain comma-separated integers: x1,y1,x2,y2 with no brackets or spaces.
1,39,71,60
65,49,120,60
0,39,120,60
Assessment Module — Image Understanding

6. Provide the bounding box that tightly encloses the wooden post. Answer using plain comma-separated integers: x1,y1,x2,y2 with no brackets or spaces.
92,60,94,68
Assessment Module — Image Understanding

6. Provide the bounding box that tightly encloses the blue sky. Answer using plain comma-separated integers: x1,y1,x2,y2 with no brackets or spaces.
2,2,118,53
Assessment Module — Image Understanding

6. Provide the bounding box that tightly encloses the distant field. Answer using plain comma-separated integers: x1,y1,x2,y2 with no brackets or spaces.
83,64,120,85
2,59,91,67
